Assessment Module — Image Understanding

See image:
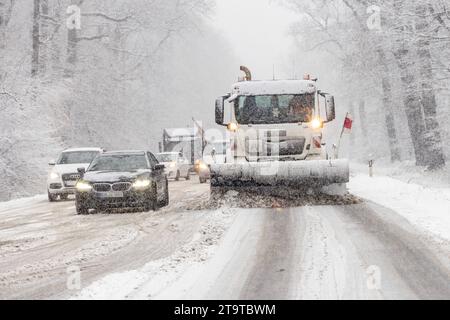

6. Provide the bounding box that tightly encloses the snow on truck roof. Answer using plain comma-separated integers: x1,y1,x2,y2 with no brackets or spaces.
231,79,317,96
63,147,103,153
164,127,199,138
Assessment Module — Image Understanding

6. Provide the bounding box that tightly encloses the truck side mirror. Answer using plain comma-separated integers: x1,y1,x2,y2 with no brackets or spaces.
215,96,228,126
48,160,56,166
325,94,335,122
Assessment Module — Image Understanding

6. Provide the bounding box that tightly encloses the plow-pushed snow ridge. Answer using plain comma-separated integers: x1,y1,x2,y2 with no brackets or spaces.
210,159,350,187
1,176,450,300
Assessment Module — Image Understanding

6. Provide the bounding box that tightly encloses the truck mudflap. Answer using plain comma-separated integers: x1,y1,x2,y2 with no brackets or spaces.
210,159,349,187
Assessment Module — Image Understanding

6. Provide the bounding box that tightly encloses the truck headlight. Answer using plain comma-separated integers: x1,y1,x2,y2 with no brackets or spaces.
133,179,151,189
310,118,323,129
49,172,59,179
227,122,238,132
76,180,92,191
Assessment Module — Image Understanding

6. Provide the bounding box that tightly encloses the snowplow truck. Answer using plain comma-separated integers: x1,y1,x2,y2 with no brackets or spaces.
211,66,349,193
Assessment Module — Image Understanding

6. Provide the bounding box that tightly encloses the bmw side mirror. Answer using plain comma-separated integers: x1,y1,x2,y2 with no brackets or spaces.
77,167,86,177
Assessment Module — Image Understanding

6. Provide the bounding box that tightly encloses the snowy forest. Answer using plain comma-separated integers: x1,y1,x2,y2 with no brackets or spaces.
283,0,450,170
1,0,450,200
0,0,237,200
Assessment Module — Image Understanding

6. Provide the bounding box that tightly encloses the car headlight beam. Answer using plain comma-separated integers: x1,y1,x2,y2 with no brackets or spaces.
49,172,59,179
310,117,323,129
133,179,151,189
76,181,92,191
198,162,208,170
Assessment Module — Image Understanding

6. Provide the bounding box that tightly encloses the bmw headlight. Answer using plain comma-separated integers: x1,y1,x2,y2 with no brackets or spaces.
133,179,151,189
76,180,92,192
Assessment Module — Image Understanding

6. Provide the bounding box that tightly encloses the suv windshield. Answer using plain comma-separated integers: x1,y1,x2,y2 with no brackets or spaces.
88,154,148,172
235,94,314,124
204,142,227,155
156,154,177,162
57,151,99,164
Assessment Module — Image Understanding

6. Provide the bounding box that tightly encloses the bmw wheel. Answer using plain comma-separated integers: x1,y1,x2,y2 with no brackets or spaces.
145,184,158,212
161,178,169,207
76,199,89,215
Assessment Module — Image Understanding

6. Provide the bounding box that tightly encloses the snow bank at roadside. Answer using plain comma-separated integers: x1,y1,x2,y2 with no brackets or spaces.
0,194,45,212
348,173,450,243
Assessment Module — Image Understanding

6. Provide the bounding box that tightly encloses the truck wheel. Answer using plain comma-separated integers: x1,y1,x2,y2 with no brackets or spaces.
48,191,57,202
185,171,190,180
175,170,180,181
199,177,207,184
76,200,89,215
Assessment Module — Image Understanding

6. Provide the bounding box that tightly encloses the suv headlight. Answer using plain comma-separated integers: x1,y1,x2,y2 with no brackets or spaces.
133,179,151,189
76,180,92,191
49,171,59,179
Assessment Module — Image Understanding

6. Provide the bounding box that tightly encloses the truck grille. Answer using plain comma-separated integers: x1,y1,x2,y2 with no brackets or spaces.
245,136,306,158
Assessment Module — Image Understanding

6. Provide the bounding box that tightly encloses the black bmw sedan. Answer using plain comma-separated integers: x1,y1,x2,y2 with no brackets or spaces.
74,151,169,214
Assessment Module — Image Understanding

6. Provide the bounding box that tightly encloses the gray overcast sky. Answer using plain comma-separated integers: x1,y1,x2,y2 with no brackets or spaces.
212,0,298,81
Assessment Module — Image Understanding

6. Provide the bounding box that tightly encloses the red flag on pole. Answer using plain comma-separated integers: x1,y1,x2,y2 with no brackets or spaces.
343,113,353,133
335,112,354,159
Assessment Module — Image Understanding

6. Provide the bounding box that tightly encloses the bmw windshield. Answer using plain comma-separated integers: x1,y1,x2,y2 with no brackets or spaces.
88,154,149,172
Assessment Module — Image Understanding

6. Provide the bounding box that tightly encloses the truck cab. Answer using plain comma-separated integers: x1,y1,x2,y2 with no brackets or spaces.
215,79,336,163
210,69,348,190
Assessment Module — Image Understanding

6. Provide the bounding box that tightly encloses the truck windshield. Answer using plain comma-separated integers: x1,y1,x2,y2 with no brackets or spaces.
235,94,314,124
57,151,99,164
88,154,148,172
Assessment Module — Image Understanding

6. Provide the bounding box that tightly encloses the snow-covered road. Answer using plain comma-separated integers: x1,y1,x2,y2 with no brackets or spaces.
0,180,211,299
1,177,450,299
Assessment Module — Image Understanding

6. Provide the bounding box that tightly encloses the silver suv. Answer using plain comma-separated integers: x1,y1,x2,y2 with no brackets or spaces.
47,148,103,201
